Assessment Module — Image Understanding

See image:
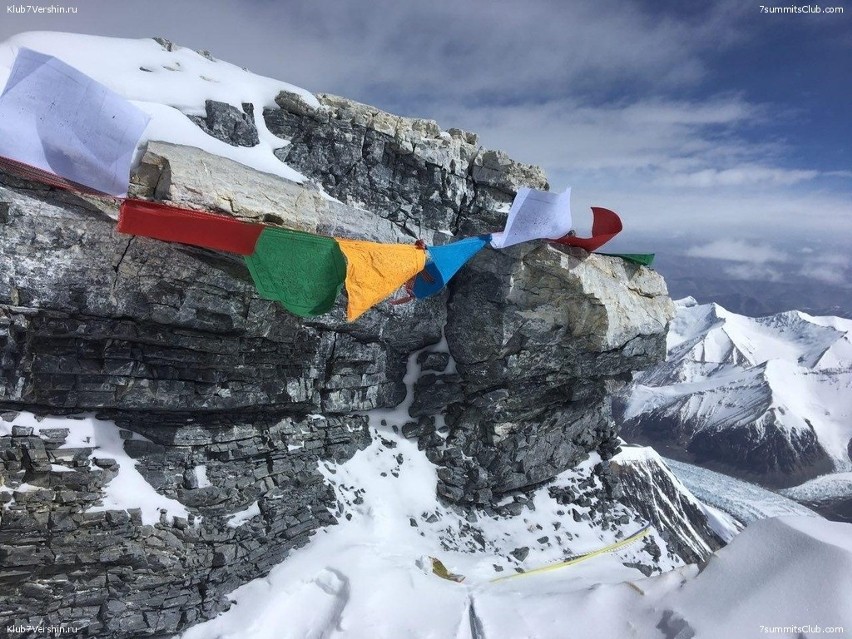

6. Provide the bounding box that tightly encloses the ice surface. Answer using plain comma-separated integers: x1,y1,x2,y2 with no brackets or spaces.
665,458,818,524
782,472,852,503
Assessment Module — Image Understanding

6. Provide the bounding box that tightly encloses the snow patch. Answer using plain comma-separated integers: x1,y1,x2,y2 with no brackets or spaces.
226,501,261,529
193,465,212,489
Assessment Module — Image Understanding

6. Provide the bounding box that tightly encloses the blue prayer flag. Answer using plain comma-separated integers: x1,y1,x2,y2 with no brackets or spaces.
413,235,490,299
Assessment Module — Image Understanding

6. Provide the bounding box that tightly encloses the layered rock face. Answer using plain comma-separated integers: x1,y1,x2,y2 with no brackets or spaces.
428,244,672,503
265,91,548,240
1,86,675,637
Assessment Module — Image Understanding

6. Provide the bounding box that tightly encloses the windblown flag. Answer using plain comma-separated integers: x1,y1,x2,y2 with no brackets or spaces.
336,239,427,321
554,207,622,251
116,200,429,320
490,187,572,249
0,48,150,196
597,253,655,266
245,228,347,318
412,235,491,299
118,200,263,255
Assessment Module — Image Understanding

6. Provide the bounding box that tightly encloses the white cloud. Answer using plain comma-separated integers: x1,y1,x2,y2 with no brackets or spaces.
723,263,783,282
660,167,819,188
799,254,851,285
684,240,786,264
799,265,847,285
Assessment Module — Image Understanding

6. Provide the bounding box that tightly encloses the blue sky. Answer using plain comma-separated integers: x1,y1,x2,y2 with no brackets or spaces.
1,0,850,307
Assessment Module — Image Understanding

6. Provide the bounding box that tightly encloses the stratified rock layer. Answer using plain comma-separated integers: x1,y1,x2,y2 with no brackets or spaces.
432,244,673,503
265,91,548,240
0,413,369,636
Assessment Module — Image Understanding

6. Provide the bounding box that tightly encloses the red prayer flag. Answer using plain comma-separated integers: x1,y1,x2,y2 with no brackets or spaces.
118,199,264,256
553,207,622,252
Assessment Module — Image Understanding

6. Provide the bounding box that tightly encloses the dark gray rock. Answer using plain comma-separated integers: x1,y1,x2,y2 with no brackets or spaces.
409,373,463,417
510,546,529,561
428,243,673,503
263,91,548,241
620,406,833,486
401,419,433,440
417,351,450,372
189,100,260,147
610,451,725,565
0,413,370,636
0,173,444,414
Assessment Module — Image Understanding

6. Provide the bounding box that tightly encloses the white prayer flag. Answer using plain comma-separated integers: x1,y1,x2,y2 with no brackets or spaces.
490,187,572,249
0,48,149,196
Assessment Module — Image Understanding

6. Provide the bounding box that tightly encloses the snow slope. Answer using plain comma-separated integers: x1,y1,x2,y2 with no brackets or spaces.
623,298,852,475
175,424,851,639
175,427,662,639
0,31,317,184
174,342,732,639
472,517,852,639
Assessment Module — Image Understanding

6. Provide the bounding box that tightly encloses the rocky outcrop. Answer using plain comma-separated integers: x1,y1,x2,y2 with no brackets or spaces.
128,141,410,243
609,447,726,565
421,244,673,503
1,81,675,637
265,91,548,240
188,100,260,148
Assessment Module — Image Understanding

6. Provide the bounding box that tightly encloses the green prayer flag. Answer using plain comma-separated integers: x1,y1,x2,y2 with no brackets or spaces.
596,252,655,266
244,228,346,317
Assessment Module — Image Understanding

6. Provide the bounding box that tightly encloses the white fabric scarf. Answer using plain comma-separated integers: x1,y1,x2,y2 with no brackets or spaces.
0,48,150,196
490,187,572,249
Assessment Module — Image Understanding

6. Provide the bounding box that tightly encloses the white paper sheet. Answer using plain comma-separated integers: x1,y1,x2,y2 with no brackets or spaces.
0,48,149,196
490,187,572,249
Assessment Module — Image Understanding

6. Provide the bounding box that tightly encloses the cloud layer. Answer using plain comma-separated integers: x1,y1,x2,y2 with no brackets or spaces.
1,0,849,239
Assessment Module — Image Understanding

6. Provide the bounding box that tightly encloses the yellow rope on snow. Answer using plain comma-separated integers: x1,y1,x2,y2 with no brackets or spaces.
489,525,651,583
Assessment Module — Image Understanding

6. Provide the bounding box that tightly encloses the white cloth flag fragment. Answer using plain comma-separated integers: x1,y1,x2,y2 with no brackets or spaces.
490,187,572,249
0,48,149,196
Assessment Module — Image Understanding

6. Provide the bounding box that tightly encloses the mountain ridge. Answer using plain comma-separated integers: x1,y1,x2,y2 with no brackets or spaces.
621,297,852,488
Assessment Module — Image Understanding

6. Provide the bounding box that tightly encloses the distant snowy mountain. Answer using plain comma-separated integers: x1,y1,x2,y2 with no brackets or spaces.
620,298,852,485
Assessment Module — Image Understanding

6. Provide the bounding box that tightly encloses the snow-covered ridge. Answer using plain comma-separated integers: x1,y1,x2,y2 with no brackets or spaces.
622,298,852,477
0,31,316,183
665,297,852,373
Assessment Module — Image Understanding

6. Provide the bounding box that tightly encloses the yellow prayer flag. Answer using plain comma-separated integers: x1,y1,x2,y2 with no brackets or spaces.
336,239,427,321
